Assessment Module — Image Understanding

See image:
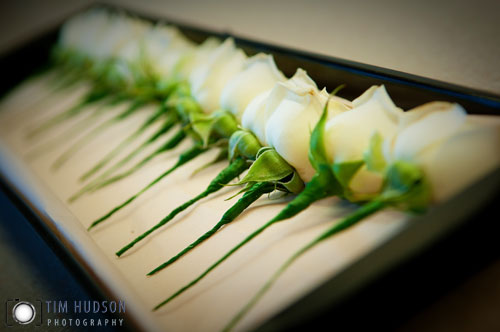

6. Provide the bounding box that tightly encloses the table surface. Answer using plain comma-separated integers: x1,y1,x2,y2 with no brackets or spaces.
0,0,499,331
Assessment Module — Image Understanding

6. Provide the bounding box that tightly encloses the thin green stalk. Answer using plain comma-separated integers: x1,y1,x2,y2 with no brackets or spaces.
50,70,85,93
116,157,250,257
27,88,111,139
25,101,108,161
87,144,208,230
68,117,177,203
3,70,68,123
87,128,187,193
147,181,275,272
191,147,228,177
79,104,166,182
223,200,386,331
152,173,331,310
51,99,146,171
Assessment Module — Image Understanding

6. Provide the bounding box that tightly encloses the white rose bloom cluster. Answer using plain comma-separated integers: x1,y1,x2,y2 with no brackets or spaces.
57,9,499,200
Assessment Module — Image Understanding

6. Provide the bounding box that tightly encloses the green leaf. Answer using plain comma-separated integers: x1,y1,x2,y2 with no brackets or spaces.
238,148,295,184
364,132,387,173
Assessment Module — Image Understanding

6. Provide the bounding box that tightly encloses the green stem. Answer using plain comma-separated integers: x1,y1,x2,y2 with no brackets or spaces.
152,173,331,310
116,157,250,257
191,147,228,177
147,181,275,273
88,128,186,193
223,199,386,332
51,99,146,171
25,101,108,161
87,144,207,230
79,104,166,182
68,115,177,203
26,88,111,139
49,69,82,93
6,70,72,123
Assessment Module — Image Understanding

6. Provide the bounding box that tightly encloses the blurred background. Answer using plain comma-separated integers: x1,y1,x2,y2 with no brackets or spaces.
0,0,499,331
0,0,499,94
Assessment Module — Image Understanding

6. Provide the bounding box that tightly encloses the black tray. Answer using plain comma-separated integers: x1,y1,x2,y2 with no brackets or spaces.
1,3,499,331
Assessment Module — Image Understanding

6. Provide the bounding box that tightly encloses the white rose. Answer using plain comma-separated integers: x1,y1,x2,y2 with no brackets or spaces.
240,90,271,144
134,24,194,74
61,10,112,53
59,11,94,50
154,42,195,79
386,102,467,161
175,37,220,80
91,14,149,60
385,102,500,202
189,38,247,112
242,68,350,182
241,69,318,146
324,85,404,196
219,53,286,119
114,19,153,62
142,24,181,60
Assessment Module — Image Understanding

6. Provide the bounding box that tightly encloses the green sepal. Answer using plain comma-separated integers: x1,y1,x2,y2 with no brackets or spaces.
135,45,160,89
332,160,364,190
308,99,330,172
99,59,133,89
256,146,273,158
238,148,295,184
171,81,191,99
212,110,239,138
379,161,431,213
189,110,239,147
165,83,195,122
51,45,72,66
189,112,214,147
173,95,203,123
228,130,262,161
156,78,179,99
278,171,305,194
314,164,344,197
333,161,374,202
225,182,255,201
364,132,387,173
